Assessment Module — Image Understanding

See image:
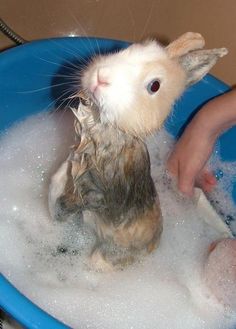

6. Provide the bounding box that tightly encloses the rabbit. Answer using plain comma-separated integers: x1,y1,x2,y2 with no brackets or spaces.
49,32,227,271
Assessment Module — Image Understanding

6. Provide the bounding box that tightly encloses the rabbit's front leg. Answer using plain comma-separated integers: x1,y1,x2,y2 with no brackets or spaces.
89,245,115,272
49,158,107,222
48,160,81,221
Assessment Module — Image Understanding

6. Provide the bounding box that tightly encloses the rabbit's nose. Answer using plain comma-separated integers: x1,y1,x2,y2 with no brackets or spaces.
97,67,111,86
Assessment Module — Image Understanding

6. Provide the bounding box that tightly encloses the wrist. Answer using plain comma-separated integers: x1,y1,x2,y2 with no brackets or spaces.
190,109,220,143
194,97,236,139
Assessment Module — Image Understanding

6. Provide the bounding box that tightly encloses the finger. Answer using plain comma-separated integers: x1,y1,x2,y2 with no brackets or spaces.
166,156,178,176
204,171,217,185
196,170,217,193
177,165,195,196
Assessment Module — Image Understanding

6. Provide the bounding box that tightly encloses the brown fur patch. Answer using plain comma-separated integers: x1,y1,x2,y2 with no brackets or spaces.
114,201,162,250
95,200,162,252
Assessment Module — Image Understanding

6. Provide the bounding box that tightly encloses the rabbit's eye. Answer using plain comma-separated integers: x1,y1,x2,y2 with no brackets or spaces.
146,79,160,94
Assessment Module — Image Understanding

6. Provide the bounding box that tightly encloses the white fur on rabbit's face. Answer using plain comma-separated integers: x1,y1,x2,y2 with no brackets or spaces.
81,41,186,136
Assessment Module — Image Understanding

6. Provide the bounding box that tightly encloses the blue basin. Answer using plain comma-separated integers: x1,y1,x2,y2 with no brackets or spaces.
0,37,233,329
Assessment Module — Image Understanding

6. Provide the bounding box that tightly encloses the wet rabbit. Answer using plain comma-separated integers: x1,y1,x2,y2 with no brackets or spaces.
49,32,227,271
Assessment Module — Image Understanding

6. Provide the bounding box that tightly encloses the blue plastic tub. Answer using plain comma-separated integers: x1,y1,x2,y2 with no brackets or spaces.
0,37,234,329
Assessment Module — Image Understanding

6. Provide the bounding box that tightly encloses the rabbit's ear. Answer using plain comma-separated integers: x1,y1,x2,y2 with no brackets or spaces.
179,48,228,86
166,32,205,58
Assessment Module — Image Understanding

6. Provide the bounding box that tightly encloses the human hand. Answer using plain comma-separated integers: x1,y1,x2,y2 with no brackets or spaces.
167,112,217,196
167,90,236,196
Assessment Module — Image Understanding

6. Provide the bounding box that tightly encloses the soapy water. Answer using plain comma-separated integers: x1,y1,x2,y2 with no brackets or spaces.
0,111,236,329
208,154,236,234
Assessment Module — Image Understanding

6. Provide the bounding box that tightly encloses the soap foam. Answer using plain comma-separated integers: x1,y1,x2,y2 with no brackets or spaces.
208,154,236,234
0,111,236,329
